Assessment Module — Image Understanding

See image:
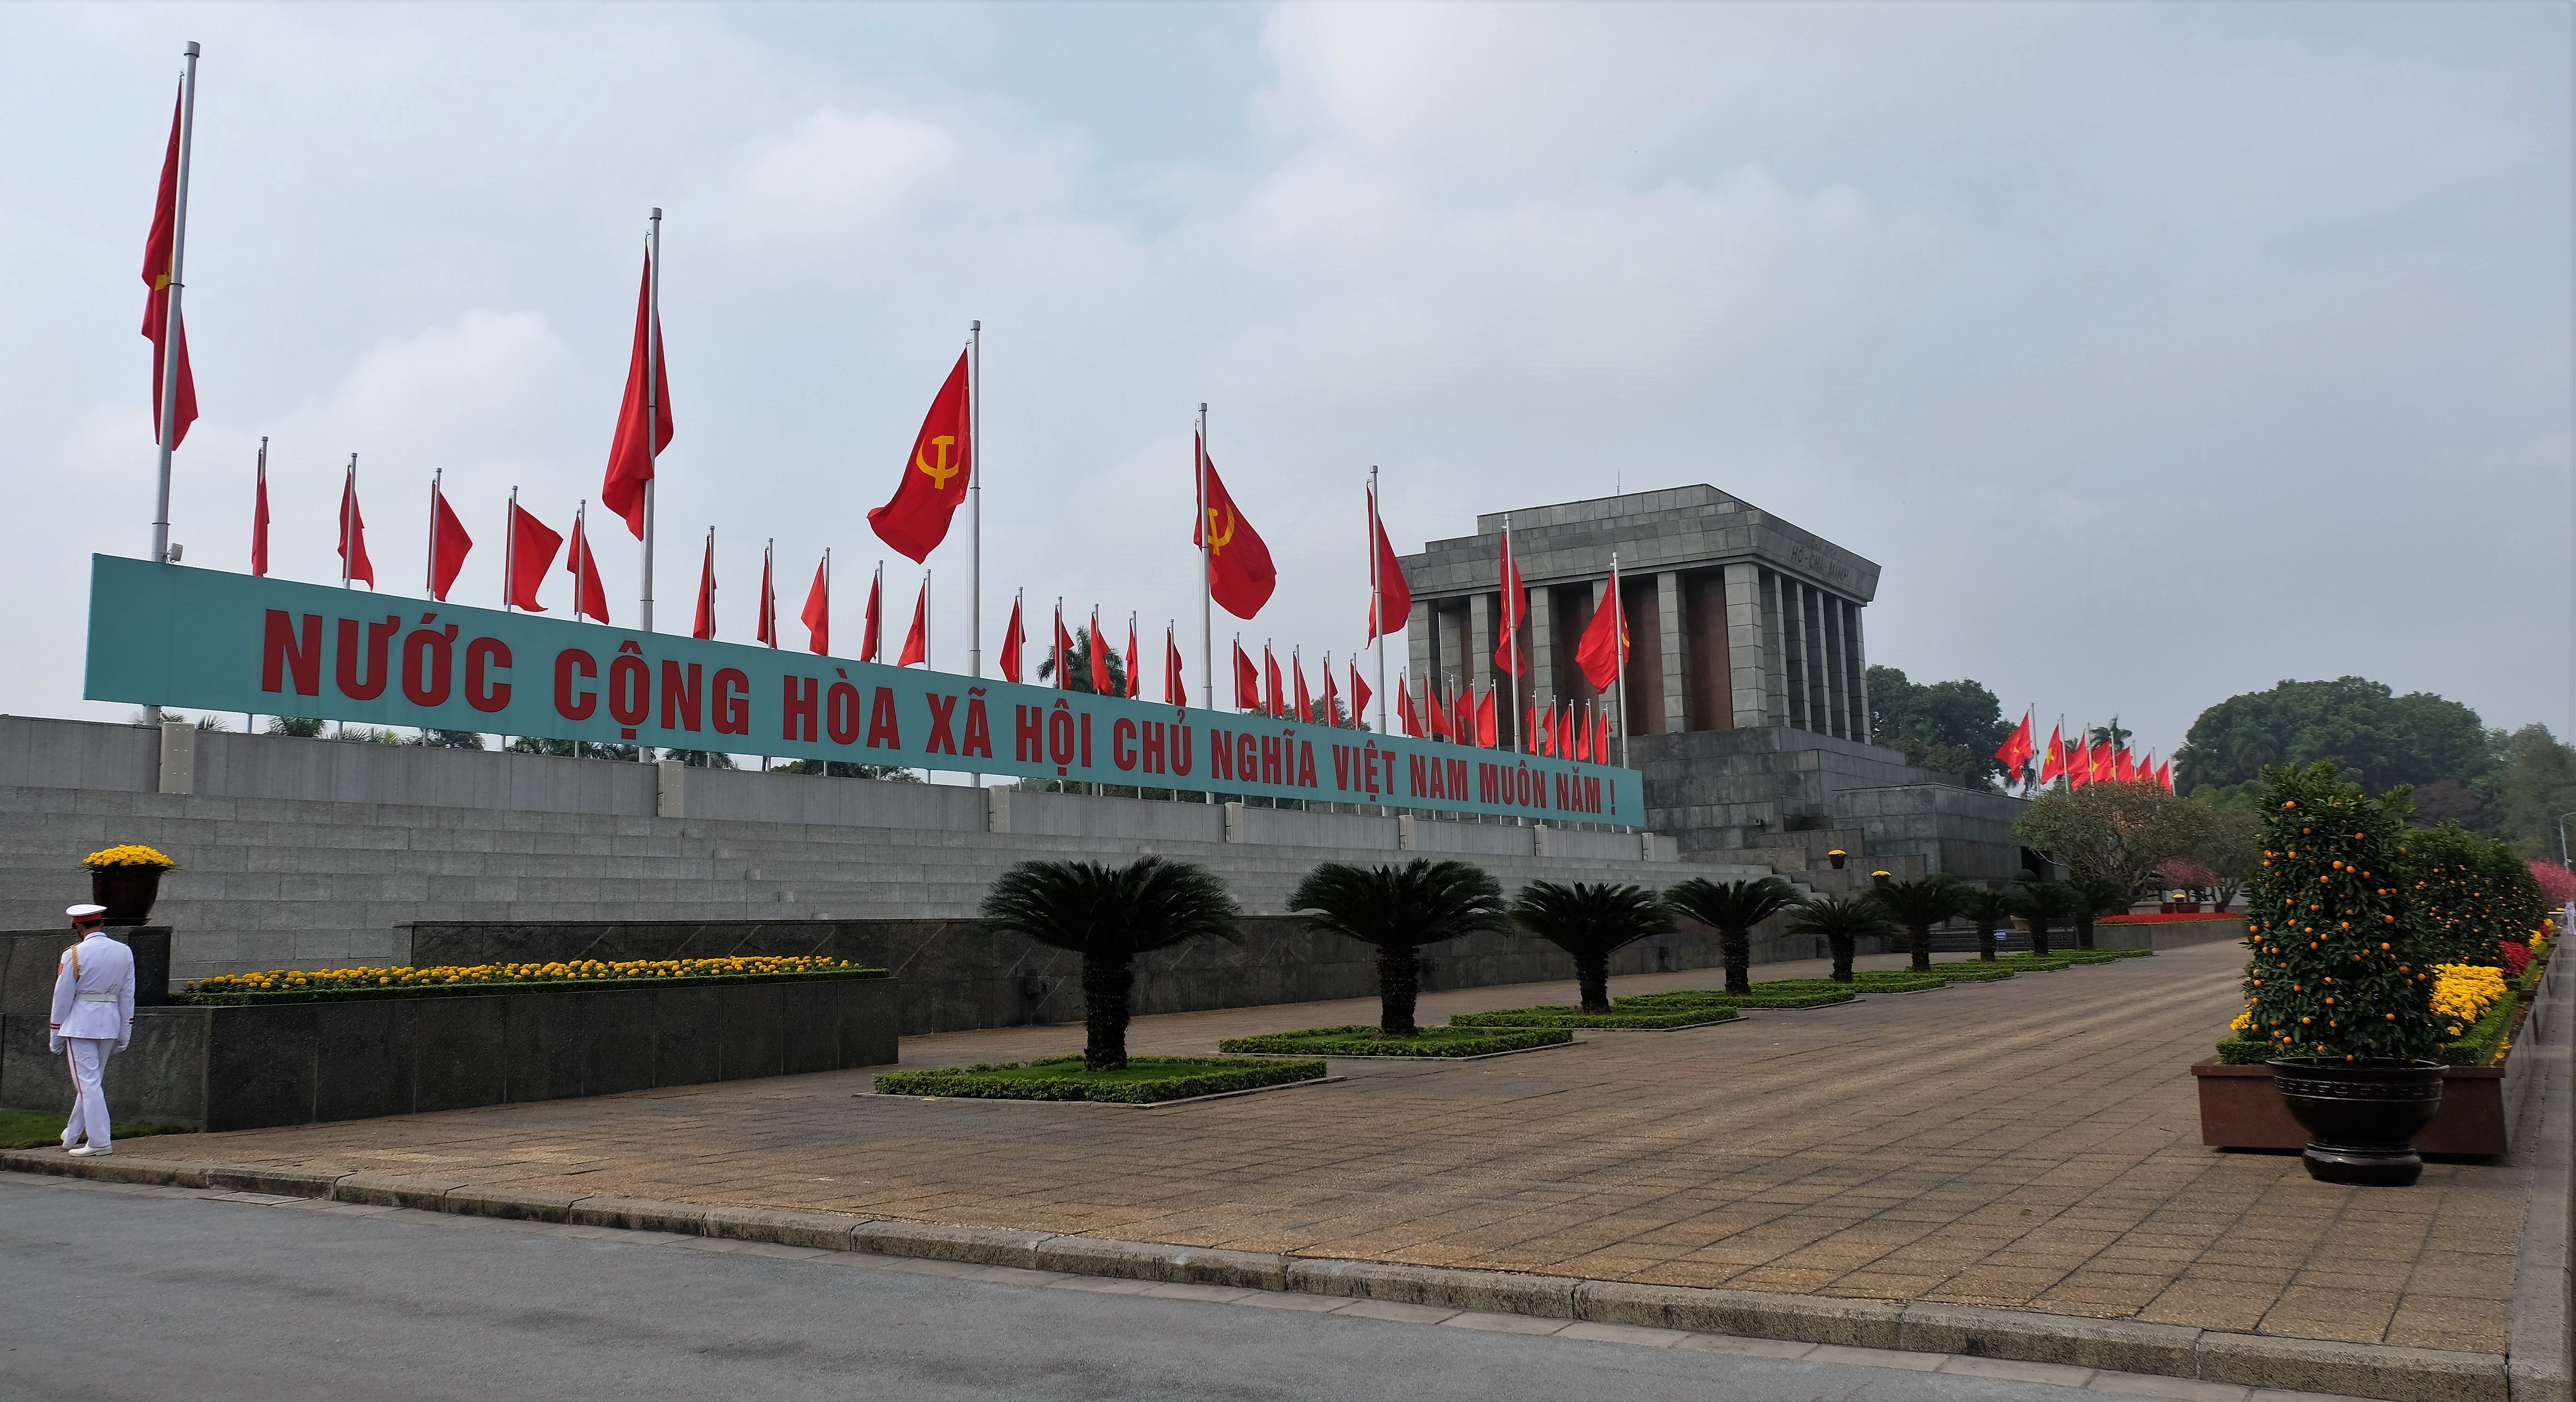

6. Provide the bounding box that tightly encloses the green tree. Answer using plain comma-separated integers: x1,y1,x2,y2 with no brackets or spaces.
509,736,642,762
1511,881,1673,1013
2242,763,2438,1062
2189,805,2262,912
2014,782,2217,897
2007,877,2082,958
1866,876,1964,973
1289,860,1508,1037
265,715,325,738
1955,884,2015,961
2070,874,2131,949
1786,895,1897,983
773,758,921,781
2171,677,2489,799
1036,626,1129,697
407,728,488,750
979,857,1240,1071
1864,666,2013,785
2491,724,2576,859
1664,877,1804,993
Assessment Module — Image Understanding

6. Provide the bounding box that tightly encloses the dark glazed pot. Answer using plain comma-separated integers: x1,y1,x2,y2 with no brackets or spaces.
89,865,165,927
2269,1059,2447,1186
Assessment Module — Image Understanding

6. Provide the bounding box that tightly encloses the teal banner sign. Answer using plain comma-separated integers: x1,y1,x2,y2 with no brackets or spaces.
84,555,1643,823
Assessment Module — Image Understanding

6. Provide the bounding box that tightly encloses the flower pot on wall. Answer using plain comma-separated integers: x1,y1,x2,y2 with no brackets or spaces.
90,865,164,926
2269,1058,2447,1186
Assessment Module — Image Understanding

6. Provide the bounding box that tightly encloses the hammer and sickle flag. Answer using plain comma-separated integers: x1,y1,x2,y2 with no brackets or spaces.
868,350,973,564
1192,434,1277,620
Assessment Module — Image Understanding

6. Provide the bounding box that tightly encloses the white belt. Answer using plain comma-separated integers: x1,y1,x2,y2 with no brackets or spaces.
75,992,118,1003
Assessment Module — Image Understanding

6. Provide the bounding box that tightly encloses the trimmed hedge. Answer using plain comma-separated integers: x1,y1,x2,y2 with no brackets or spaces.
1847,972,1948,993
173,966,891,1005
1920,964,2021,983
1443,1006,1741,1031
1618,985,1860,1010
1218,1024,1573,1056
873,1055,1326,1104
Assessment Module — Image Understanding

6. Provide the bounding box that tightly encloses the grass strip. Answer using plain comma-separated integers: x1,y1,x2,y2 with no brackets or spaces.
173,967,890,1005
1219,1024,1574,1056
873,1055,1326,1104
1617,986,1861,1010
0,1110,194,1151
1441,1006,1740,1031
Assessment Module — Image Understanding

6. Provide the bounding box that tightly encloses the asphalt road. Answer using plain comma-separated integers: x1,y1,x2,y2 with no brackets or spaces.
0,1174,2201,1402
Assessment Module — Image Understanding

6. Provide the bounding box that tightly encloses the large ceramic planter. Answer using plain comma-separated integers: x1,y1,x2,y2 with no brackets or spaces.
2268,1058,2447,1187
89,865,166,926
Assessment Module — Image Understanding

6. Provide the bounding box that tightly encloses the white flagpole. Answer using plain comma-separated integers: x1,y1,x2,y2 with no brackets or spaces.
1197,403,1213,713
1502,513,1520,755
573,500,588,621
873,561,883,660
426,469,440,596
1370,467,1389,736
341,454,357,587
504,487,518,612
1613,553,1630,771
150,41,201,573
968,319,982,788
640,207,661,635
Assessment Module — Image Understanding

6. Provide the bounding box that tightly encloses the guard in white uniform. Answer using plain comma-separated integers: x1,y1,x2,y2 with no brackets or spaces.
49,904,136,1157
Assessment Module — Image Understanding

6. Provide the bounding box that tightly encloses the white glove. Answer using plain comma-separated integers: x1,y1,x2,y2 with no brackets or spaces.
47,1035,63,1055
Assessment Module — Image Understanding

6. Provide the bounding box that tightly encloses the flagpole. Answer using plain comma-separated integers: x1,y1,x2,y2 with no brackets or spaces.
1503,513,1520,756
640,207,660,635
873,562,883,660
426,469,440,595
342,455,357,587
967,320,982,787
1197,403,1212,714
150,40,200,576
574,500,588,621
1612,552,1629,772
1371,466,1388,735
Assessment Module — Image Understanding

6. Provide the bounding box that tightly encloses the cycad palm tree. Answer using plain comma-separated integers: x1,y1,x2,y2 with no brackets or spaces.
980,857,1239,1071
2007,878,2082,958
1664,877,1804,994
2070,874,2131,950
1954,884,2016,962
1785,895,1897,983
1511,881,1674,1013
1868,876,1964,973
1290,859,1507,1037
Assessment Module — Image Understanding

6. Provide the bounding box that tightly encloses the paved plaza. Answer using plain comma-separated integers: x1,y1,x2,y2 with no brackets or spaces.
77,943,2534,1358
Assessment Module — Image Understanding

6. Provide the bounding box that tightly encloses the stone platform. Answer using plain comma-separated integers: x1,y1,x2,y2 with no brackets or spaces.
19,941,2562,1401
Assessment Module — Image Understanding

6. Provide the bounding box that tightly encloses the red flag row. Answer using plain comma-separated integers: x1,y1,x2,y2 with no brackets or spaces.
2011,714,2174,793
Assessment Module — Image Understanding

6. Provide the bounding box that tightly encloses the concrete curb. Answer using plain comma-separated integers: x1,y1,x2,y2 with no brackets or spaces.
0,1146,2516,1402
2508,950,2574,1402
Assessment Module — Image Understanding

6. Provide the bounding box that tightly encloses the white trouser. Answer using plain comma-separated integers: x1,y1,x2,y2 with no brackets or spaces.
61,1038,113,1149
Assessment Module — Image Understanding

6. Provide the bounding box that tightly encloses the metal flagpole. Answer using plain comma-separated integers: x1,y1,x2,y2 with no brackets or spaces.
1197,404,1213,714
761,538,775,773
145,41,202,729
968,320,982,787
426,470,440,595
1371,467,1389,736
640,208,661,635
1503,513,1520,756
873,562,883,659
1612,553,1630,772
341,455,357,587
505,488,518,613
573,500,588,621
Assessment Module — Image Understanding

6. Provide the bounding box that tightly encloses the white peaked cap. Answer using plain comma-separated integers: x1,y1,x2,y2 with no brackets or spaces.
66,904,107,919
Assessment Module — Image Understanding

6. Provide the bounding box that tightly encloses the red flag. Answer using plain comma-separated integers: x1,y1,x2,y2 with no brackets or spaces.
1232,641,1260,710
999,594,1024,682
250,459,270,577
1263,646,1285,717
2067,734,2090,791
506,503,560,612
1424,680,1452,740
566,511,609,622
799,555,828,654
1475,686,1497,748
1350,662,1371,729
141,86,197,450
1194,437,1277,620
1165,626,1186,705
1398,675,1423,737
338,470,375,587
2113,746,2135,784
897,577,928,667
2038,725,2066,783
1124,618,1140,699
601,251,672,539
1366,487,1412,642
1294,654,1314,723
1574,585,1629,692
1321,658,1339,727
689,535,716,640
1456,688,1474,744
1995,711,2035,777
2159,759,2174,792
429,484,473,603
1581,706,1599,764
2089,741,2114,784
755,549,778,646
860,568,883,663
868,350,972,563
1053,605,1076,689
1089,612,1113,693
1493,529,1527,676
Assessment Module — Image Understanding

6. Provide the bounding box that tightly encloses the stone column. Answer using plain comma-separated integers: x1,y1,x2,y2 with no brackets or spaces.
1528,585,1558,716
1468,593,1494,698
1761,570,1791,728
1821,591,1848,740
1408,597,1435,701
1846,601,1872,741
1720,564,1763,730
1800,585,1829,735
1657,571,1689,733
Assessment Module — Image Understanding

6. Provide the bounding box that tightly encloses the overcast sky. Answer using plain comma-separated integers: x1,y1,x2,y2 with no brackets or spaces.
3,1,2567,759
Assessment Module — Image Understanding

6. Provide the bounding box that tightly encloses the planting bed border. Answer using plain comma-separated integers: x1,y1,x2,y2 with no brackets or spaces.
173,967,891,1005
1217,1025,1576,1058
872,1055,1328,1105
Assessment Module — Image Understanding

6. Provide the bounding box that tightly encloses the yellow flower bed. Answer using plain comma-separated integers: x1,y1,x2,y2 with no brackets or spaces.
188,954,858,996
2430,963,2508,1038
84,844,177,869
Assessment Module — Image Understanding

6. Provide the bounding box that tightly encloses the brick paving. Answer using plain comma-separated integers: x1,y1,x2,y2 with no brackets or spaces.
110,942,2530,1354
